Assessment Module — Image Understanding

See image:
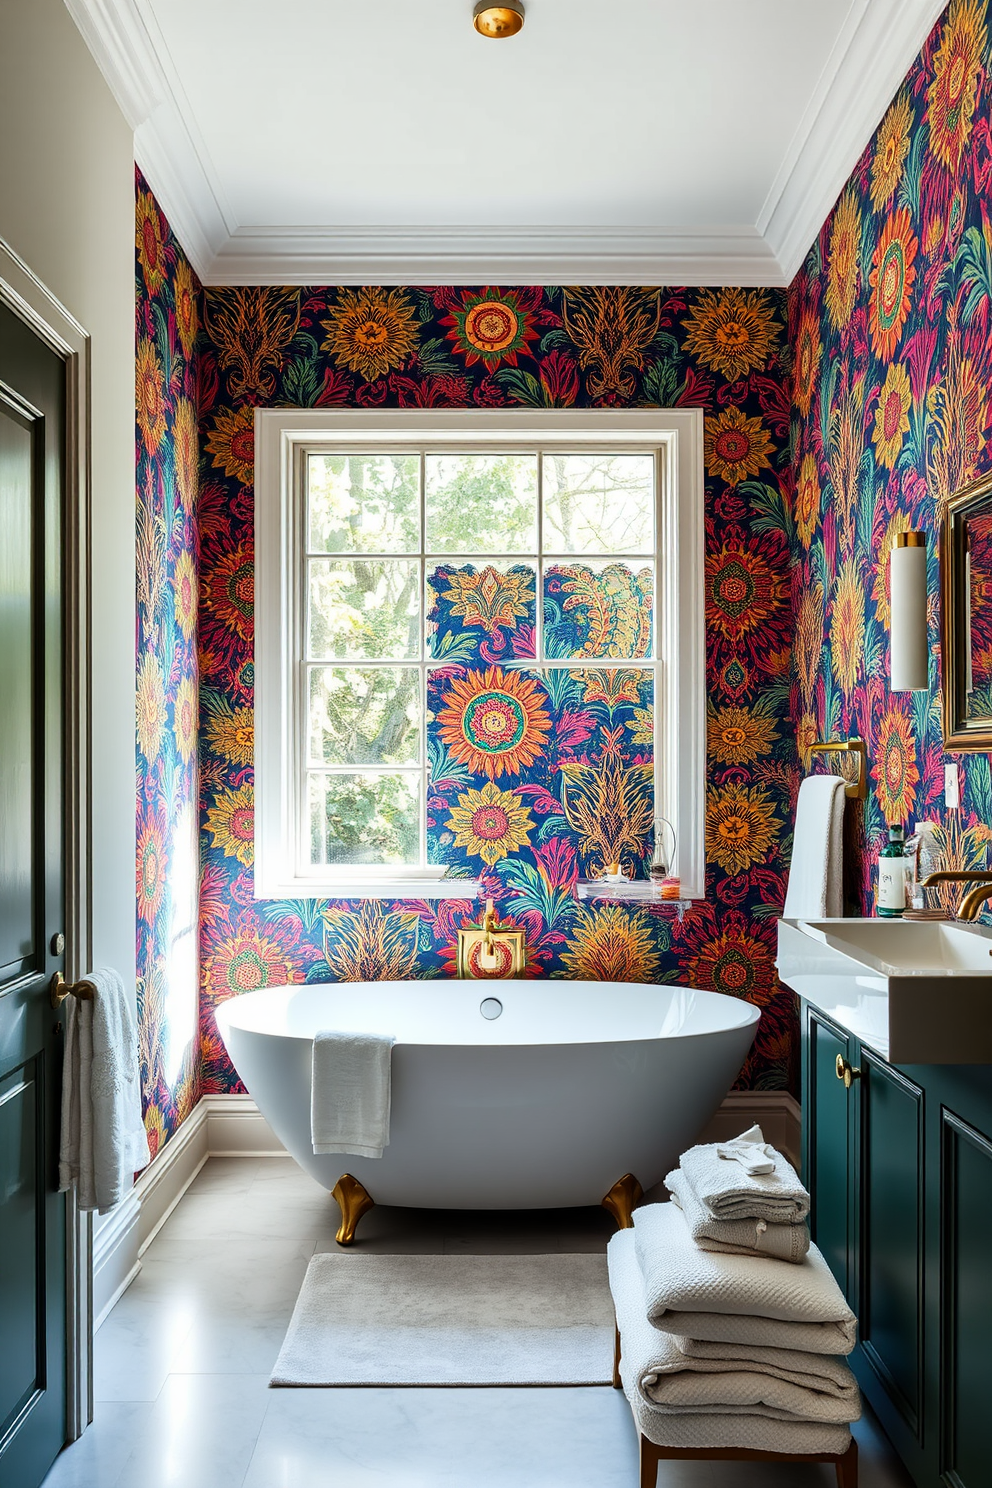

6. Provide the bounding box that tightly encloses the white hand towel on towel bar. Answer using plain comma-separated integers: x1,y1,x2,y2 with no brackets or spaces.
608,1230,859,1423
783,773,846,920
679,1124,810,1224
665,1167,810,1264
633,1203,857,1356
58,968,151,1214
311,1030,395,1158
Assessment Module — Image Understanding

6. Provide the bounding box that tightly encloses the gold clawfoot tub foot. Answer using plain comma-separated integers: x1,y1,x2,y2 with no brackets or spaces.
332,1173,375,1245
601,1172,643,1230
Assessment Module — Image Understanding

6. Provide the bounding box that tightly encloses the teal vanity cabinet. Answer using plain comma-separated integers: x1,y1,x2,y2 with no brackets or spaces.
801,1002,992,1488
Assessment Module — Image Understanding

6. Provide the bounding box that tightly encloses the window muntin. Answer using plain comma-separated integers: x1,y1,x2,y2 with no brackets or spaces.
300,447,661,877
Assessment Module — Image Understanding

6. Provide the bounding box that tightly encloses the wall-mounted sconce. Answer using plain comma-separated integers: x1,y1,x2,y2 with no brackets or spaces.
890,531,929,691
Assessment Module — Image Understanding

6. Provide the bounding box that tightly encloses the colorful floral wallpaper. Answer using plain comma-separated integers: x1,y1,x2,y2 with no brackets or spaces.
789,0,992,914
135,172,202,1156
195,281,799,1096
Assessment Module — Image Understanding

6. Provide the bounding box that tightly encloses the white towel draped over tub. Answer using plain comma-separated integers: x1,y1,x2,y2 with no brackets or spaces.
311,1030,395,1158
58,968,151,1214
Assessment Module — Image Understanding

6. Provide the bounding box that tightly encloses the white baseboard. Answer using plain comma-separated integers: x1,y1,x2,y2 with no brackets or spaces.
92,1086,800,1327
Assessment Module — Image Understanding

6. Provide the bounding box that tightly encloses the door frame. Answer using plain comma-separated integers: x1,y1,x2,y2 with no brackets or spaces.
0,236,94,1442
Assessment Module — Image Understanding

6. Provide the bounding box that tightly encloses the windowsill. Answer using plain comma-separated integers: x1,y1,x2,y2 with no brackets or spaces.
253,876,483,902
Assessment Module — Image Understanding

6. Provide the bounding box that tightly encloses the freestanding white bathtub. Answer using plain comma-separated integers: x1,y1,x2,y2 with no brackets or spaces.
216,979,759,1211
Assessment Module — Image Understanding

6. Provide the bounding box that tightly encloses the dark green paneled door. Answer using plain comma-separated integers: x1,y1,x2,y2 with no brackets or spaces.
0,301,67,1487
804,1009,853,1303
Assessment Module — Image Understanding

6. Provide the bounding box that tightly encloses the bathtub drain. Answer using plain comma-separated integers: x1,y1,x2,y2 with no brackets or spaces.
479,997,503,1020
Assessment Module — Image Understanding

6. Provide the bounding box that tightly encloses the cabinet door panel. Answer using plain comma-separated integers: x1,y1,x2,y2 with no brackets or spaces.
941,1110,992,1487
806,1010,851,1300
860,1052,923,1436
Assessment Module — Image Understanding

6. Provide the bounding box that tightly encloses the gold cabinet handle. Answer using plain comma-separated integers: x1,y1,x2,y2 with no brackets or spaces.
50,973,96,1010
835,1054,861,1089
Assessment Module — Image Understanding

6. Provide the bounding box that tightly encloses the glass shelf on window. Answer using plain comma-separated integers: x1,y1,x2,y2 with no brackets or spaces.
576,879,693,919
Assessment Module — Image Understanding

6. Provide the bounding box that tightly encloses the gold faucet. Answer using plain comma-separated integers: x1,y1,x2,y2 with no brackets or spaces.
456,898,526,977
919,870,992,921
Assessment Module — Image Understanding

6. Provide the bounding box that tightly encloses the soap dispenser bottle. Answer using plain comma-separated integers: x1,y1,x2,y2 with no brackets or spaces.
878,824,907,918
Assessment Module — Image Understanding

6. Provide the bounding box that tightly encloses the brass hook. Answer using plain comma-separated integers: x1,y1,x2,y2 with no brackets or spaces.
50,973,97,1010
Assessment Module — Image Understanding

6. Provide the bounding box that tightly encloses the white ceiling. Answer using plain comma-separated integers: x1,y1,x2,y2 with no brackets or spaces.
66,0,948,285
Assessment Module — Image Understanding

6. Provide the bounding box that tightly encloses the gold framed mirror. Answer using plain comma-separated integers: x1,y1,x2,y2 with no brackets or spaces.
941,471,992,749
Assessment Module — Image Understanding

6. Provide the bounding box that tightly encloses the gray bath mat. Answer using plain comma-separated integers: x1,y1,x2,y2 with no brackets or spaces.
271,1251,614,1386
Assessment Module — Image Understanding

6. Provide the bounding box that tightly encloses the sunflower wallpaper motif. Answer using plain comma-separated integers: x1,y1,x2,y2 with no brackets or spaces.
135,178,203,1155
790,0,992,914
136,174,803,1150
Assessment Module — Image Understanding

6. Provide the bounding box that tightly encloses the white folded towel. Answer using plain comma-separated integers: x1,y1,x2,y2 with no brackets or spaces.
608,1232,854,1455
679,1124,810,1224
58,968,151,1214
608,1231,858,1423
666,1167,811,1264
633,1203,857,1355
311,1029,395,1158
783,773,846,920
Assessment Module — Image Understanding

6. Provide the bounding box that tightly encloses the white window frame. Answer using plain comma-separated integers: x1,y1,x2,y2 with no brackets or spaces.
254,409,705,901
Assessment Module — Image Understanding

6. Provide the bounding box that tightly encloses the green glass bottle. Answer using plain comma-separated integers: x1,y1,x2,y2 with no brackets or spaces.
877,824,907,918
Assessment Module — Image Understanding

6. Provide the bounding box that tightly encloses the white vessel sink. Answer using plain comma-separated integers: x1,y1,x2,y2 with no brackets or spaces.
777,917,992,1064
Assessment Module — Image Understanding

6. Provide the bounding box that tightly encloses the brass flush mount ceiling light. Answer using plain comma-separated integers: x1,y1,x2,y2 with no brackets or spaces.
473,2,525,38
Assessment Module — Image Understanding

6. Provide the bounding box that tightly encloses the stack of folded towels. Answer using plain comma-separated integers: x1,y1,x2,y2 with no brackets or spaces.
608,1125,861,1456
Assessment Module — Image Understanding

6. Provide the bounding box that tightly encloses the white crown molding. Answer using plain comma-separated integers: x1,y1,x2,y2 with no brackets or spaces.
206,223,784,287
761,0,949,283
64,0,233,281
67,0,948,288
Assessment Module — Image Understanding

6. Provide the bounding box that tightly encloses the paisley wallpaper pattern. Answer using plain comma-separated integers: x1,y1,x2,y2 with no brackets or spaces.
194,280,799,1097
135,175,202,1154
790,0,992,914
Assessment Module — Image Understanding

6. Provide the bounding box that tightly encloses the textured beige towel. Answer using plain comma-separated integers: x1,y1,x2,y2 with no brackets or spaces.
633,1203,856,1356
679,1125,810,1224
608,1232,859,1424
677,1336,857,1392
609,1233,852,1455
666,1167,810,1264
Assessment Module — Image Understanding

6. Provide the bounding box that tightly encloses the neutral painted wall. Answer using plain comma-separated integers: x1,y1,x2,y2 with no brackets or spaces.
0,0,136,987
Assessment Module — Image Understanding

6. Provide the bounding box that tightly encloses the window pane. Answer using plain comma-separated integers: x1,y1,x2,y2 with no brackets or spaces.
559,670,655,880
309,667,421,766
308,772,421,866
308,453,419,553
543,454,654,554
425,454,537,554
308,559,420,660
427,562,536,663
543,561,654,659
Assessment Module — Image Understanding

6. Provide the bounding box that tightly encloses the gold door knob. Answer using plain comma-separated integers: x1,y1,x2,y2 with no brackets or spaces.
835,1054,861,1089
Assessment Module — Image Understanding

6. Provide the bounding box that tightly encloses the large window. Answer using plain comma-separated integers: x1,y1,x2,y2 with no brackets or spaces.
255,411,705,900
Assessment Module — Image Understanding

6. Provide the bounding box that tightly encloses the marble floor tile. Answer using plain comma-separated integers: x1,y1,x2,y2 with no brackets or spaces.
113,1373,272,1488
244,1385,639,1488
94,1292,197,1402
186,1157,261,1194
40,1402,153,1488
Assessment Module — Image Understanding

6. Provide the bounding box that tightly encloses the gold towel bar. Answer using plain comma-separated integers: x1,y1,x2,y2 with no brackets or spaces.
808,738,867,801
50,973,97,1009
